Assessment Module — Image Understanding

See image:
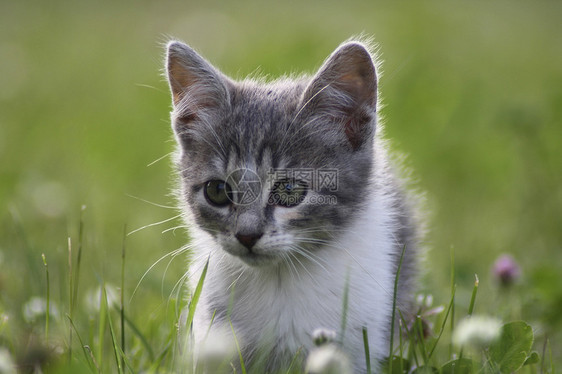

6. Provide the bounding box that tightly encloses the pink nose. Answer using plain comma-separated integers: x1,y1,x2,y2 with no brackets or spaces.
236,233,262,250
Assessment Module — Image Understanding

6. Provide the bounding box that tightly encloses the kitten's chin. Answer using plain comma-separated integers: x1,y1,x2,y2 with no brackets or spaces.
234,252,281,267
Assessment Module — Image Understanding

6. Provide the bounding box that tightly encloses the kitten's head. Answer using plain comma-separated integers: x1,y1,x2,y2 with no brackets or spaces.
166,40,378,267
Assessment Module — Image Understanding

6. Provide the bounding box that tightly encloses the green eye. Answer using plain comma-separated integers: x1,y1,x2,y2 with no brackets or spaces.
269,179,307,207
204,180,233,206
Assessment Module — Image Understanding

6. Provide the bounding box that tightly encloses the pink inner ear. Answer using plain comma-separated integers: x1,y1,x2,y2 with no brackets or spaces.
168,60,193,106
337,70,375,109
340,73,365,90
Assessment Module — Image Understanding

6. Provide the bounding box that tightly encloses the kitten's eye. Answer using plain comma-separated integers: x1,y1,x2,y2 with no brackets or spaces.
204,180,233,206
270,179,307,207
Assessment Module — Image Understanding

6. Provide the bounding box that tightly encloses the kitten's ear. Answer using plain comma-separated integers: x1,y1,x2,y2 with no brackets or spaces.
301,42,377,150
166,41,229,122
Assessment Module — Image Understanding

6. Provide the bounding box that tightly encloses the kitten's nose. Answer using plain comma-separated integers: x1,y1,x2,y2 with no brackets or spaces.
236,233,263,250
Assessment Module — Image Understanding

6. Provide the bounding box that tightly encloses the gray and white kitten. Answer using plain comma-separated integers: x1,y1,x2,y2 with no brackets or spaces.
165,39,418,372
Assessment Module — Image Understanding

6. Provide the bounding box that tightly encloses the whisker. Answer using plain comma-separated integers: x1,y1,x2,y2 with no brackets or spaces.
135,83,167,94
126,193,177,209
127,214,182,236
147,151,174,167
130,243,192,303
169,269,191,306
291,245,329,273
161,225,188,234
283,252,300,282
228,265,246,291
297,238,332,246
161,252,183,298
287,250,313,282
296,226,346,234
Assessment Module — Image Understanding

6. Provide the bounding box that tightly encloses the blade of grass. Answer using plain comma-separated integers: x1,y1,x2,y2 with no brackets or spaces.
67,314,97,372
168,297,185,372
165,284,188,370
184,257,209,361
428,285,456,360
110,333,136,374
115,341,136,374
362,327,371,374
104,286,124,374
68,236,73,363
120,224,127,371
67,207,86,364
415,315,428,366
88,318,95,360
205,310,217,340
119,309,155,361
42,253,50,341
286,346,303,374
458,274,479,361
149,341,172,373
467,274,479,317
399,309,419,369
72,206,85,311
97,284,107,367
398,319,405,374
389,244,407,374
186,258,209,332
84,345,102,374
449,246,456,360
230,320,247,374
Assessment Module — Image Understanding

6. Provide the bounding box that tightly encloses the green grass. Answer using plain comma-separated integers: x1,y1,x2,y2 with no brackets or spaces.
1,0,561,372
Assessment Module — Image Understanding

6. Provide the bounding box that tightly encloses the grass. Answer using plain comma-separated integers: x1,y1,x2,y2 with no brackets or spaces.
1,0,561,372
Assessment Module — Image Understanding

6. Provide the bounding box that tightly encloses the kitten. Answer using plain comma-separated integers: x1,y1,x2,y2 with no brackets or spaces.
165,38,419,372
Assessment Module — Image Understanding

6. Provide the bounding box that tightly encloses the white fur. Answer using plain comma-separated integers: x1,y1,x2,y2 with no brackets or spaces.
185,151,398,372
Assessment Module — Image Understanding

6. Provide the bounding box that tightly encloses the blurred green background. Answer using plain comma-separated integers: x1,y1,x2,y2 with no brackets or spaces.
1,0,561,370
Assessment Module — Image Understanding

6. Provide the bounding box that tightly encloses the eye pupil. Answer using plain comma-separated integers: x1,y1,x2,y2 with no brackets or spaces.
204,180,232,206
270,179,307,208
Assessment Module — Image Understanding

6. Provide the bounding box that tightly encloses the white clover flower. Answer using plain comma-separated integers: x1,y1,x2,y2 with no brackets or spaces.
312,328,337,346
305,344,352,374
0,348,16,374
416,294,434,308
453,316,501,350
22,297,59,323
